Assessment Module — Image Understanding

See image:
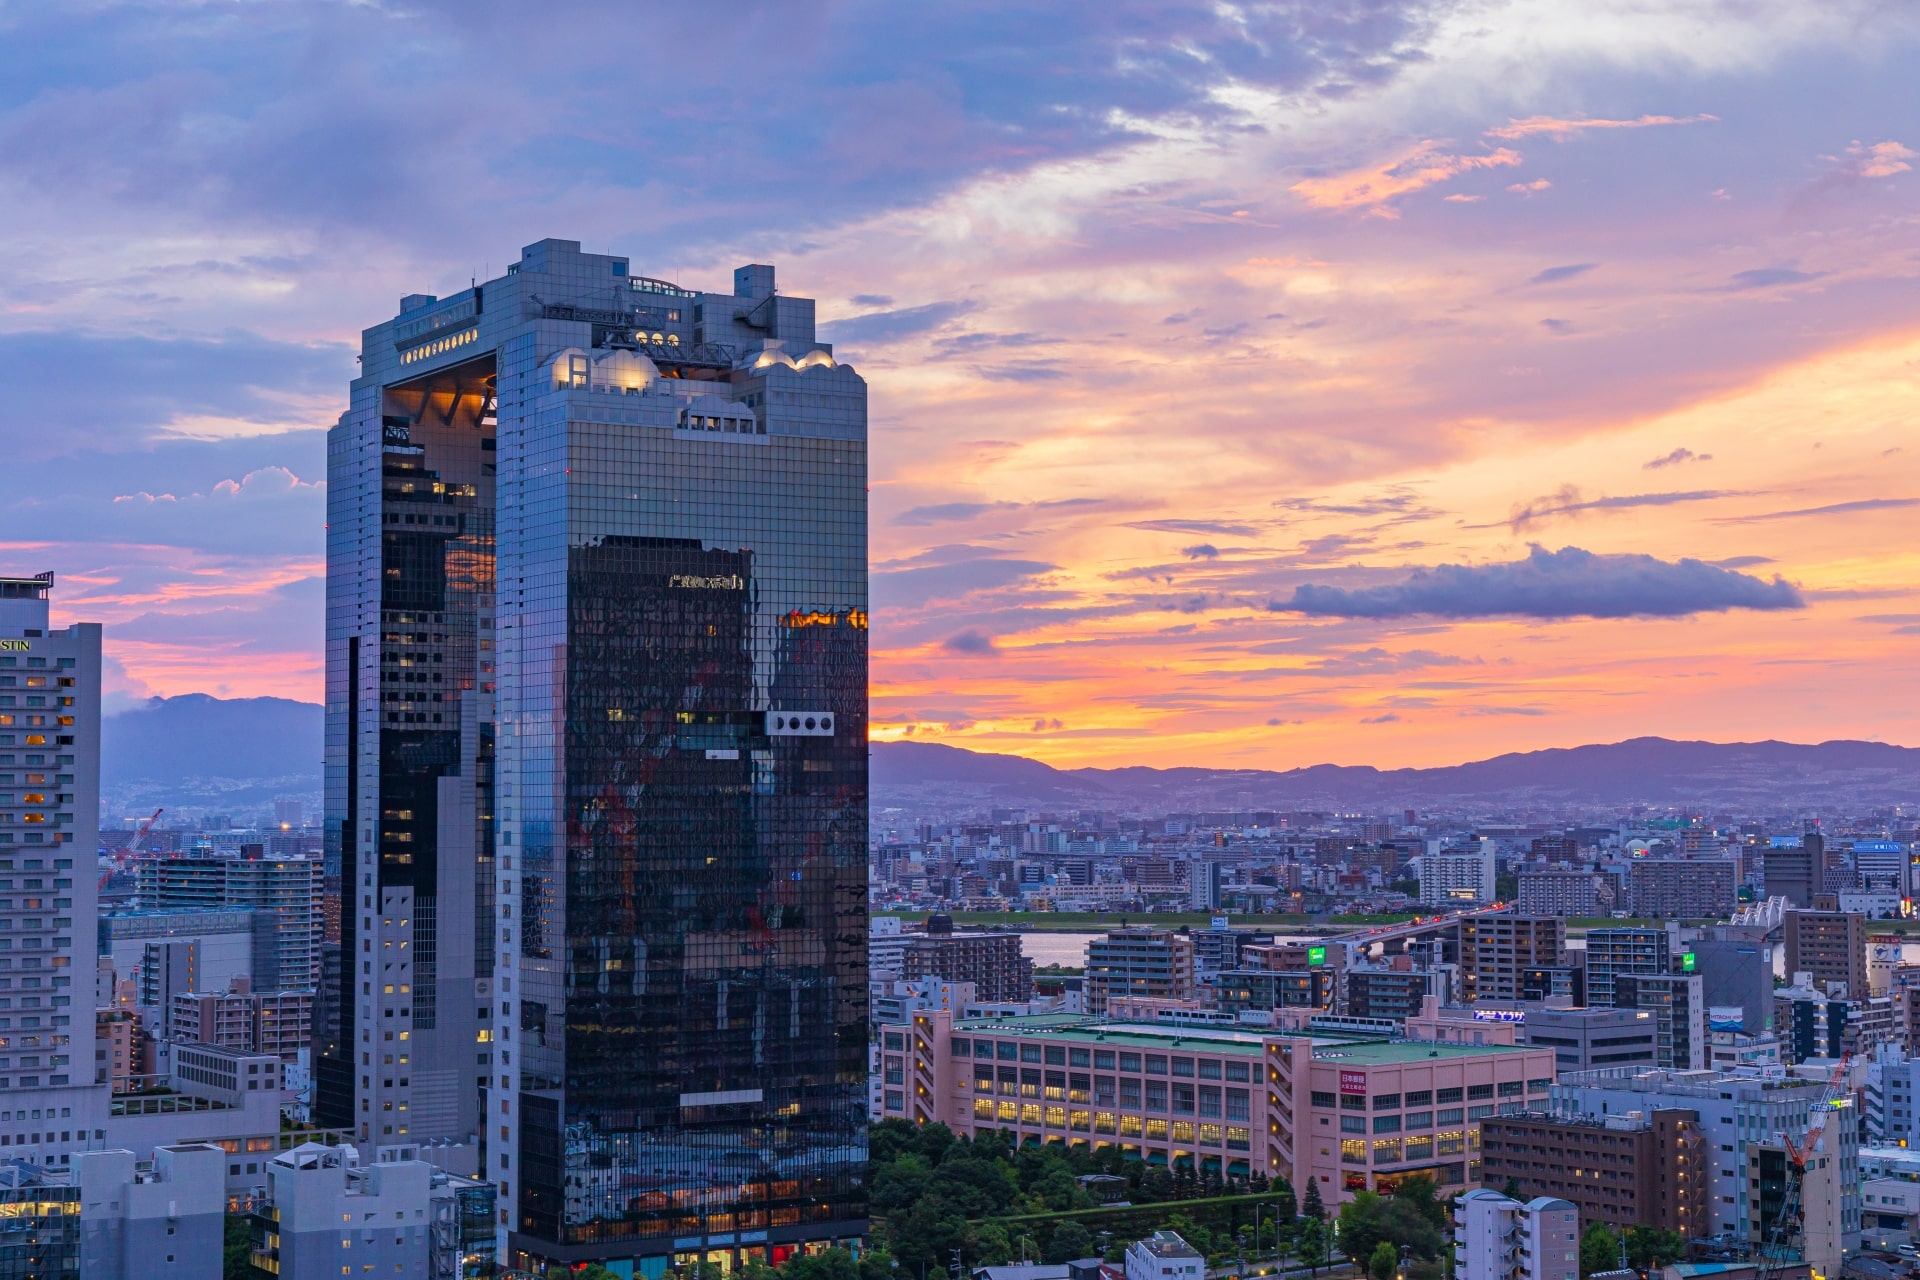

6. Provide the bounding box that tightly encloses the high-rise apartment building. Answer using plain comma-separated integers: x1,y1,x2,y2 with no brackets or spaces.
1421,840,1496,906
1580,927,1671,1010
1783,910,1870,999
1627,858,1738,919
899,923,1033,1002
1086,927,1196,1014
1613,972,1705,1070
0,572,105,1158
1478,1110,1708,1237
1457,914,1562,1002
327,241,868,1272
1763,839,1818,908
135,851,322,989
1515,869,1606,918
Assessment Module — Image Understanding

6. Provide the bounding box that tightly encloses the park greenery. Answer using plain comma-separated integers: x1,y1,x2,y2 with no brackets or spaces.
871,1119,1460,1279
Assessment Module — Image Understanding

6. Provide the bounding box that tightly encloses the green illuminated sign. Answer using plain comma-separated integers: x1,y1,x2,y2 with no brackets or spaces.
1681,952,1696,972
1308,946,1327,966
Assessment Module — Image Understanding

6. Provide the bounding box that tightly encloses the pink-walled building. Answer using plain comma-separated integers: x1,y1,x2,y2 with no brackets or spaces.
885,1011,1556,1208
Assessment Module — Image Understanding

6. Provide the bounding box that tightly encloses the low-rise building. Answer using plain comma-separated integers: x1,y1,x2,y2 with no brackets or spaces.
1523,1008,1658,1073
248,1142,476,1280
887,1009,1556,1209
1125,1231,1204,1280
72,1143,227,1279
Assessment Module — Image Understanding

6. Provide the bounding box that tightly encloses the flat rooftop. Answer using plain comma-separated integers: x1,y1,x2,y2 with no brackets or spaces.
951,1015,1539,1062
1310,1038,1542,1065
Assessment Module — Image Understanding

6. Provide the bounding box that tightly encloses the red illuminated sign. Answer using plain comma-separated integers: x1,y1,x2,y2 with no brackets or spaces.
1340,1071,1367,1095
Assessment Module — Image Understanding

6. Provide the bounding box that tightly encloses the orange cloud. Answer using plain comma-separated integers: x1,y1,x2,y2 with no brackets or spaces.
1290,142,1522,214
1485,113,1718,141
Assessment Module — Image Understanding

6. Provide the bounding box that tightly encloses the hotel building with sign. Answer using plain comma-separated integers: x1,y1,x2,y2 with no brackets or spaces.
0,572,105,1157
882,1010,1554,1207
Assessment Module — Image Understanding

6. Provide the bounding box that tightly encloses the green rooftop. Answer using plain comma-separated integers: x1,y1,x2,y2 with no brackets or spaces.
948,1016,1539,1062
1309,1038,1541,1064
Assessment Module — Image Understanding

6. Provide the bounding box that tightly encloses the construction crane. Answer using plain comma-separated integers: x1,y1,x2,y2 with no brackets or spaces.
1752,1054,1852,1280
99,806,164,890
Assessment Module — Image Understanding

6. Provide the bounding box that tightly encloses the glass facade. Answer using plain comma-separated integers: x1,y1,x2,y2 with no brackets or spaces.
329,240,866,1269
321,347,496,1147
501,385,868,1259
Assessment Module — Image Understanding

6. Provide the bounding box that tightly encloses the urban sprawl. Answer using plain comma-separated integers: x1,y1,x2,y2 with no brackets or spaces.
2,239,1915,1280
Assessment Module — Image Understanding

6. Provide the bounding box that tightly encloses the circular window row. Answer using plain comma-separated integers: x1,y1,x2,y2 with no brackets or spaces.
773,714,832,732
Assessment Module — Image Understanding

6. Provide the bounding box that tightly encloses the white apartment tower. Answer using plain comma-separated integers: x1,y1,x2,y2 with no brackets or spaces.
1454,1190,1579,1280
1422,838,1497,906
0,571,107,1159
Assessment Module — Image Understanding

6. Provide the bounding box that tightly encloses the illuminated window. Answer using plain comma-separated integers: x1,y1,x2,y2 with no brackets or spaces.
1341,1139,1367,1164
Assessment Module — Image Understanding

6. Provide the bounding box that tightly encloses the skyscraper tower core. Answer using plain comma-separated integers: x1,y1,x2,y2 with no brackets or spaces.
325,240,869,1271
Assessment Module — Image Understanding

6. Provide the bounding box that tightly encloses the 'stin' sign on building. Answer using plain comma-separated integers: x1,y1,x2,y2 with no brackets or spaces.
1340,1071,1367,1095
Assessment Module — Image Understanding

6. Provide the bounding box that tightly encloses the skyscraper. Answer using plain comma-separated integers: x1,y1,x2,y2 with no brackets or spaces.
326,241,868,1272
0,572,104,1159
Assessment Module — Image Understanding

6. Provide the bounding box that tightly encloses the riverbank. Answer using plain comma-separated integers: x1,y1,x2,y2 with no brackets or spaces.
880,909,1665,935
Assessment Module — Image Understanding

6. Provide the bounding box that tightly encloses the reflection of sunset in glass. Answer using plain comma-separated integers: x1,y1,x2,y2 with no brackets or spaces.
5,2,1918,766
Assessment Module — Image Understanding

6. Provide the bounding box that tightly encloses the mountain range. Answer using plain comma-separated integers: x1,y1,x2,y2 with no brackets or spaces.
871,737,1920,810
101,693,322,814
95,695,1920,813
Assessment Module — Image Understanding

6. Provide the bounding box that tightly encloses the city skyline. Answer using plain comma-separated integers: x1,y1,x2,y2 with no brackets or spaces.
5,3,1920,771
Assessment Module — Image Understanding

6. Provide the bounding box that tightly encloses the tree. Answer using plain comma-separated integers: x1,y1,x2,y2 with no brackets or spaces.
1390,1175,1447,1235
784,1251,863,1280
1340,1192,1388,1269
1273,1177,1298,1225
1624,1227,1686,1271
1296,1218,1329,1276
1047,1222,1095,1264
968,1223,1014,1268
1371,1243,1401,1280
1580,1223,1622,1278
1501,1177,1523,1201
224,1215,260,1280
1302,1176,1326,1220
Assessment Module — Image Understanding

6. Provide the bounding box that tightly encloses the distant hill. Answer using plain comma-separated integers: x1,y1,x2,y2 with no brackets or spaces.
873,736,1920,809
102,694,321,812
98,695,1920,816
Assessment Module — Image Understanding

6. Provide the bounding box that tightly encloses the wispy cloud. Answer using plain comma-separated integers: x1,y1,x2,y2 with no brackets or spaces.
1484,113,1719,141
1290,142,1522,215
1719,267,1824,291
1717,497,1920,523
1645,447,1711,469
1527,263,1596,285
1470,486,1742,532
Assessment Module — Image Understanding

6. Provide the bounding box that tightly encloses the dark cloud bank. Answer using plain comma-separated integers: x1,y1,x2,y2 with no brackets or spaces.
1271,545,1804,620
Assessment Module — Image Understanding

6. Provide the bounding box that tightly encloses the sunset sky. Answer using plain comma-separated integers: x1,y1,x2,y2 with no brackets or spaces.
3,1,1917,769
